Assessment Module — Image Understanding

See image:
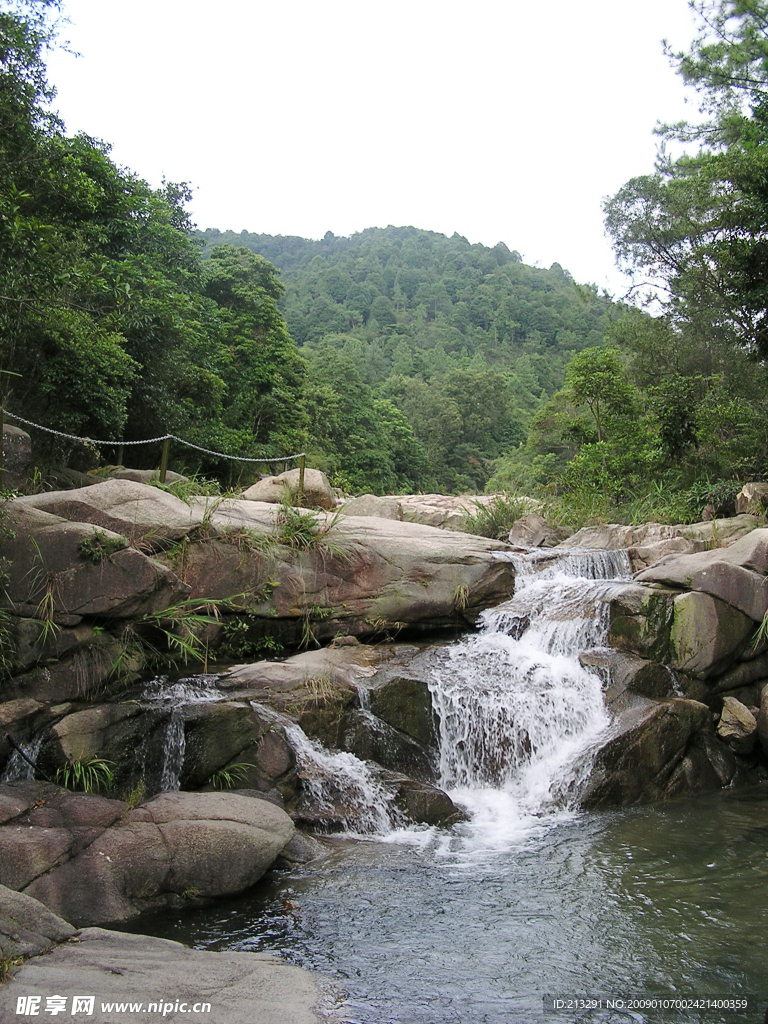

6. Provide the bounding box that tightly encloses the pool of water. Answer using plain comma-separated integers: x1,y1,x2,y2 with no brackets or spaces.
133,785,768,1024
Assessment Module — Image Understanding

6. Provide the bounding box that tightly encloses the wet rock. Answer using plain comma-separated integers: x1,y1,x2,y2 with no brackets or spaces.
581,695,716,808
579,649,677,704
669,592,754,677
367,675,437,749
756,686,768,759
390,775,466,826
606,584,675,662
716,696,757,755
340,709,435,781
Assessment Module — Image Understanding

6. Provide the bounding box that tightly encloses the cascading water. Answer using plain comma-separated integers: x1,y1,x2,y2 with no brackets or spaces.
139,674,223,792
1,736,43,782
426,547,632,843
283,721,404,835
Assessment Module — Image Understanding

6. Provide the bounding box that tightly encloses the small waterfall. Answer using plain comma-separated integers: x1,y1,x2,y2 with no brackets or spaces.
1,736,43,782
428,547,632,829
159,711,185,791
284,722,404,835
140,674,222,793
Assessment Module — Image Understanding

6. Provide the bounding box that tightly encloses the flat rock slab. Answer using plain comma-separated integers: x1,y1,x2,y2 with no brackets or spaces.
0,927,329,1024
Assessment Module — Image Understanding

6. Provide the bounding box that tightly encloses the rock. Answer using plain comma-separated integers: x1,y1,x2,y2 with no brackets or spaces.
340,709,435,781
105,466,189,485
710,651,768,694
669,592,754,677
735,482,768,515
606,584,675,662
391,775,466,826
508,512,571,548
0,884,75,958
716,696,757,755
636,528,768,622
581,696,719,808
367,675,437,749
562,517,761,571
579,649,677,705
241,468,337,510
17,478,202,549
2,423,32,490
21,791,295,926
1,502,189,620
341,494,403,519
0,926,327,1024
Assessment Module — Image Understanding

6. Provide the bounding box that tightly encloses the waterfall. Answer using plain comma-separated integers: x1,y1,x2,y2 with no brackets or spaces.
140,674,223,793
428,547,632,829
1,736,43,782
159,711,185,791
284,722,404,835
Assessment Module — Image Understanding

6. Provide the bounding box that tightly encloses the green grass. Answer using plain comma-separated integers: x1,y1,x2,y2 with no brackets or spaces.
207,762,256,790
462,493,528,539
55,755,115,794
77,528,128,563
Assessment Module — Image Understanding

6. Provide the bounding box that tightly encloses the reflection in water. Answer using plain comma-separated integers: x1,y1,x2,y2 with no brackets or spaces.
135,787,768,1024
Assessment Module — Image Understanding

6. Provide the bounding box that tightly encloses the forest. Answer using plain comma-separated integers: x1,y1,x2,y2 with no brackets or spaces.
1,0,768,525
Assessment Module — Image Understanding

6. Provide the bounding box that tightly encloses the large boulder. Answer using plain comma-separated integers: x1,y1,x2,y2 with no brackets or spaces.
636,527,768,622
10,789,294,926
669,591,754,677
0,884,75,959
582,695,735,808
17,478,202,550
735,482,768,515
508,512,570,548
241,468,337,510
1,502,189,621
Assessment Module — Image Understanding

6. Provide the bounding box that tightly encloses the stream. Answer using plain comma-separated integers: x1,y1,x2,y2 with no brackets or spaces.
128,548,768,1022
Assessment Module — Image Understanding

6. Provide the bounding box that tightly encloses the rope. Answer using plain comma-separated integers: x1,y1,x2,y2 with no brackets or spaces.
3,410,306,465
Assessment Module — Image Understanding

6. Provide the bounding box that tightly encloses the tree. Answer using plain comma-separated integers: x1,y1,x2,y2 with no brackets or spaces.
563,348,634,443
605,1,768,356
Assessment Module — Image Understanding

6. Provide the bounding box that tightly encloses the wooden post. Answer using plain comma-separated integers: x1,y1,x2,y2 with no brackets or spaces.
116,441,124,467
298,454,306,506
0,404,4,489
159,436,170,483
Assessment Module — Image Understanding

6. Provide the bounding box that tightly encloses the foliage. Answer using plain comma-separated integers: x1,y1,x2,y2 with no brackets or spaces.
605,0,768,358
77,528,128,564
461,494,528,539
207,761,256,790
55,755,115,794
274,501,346,556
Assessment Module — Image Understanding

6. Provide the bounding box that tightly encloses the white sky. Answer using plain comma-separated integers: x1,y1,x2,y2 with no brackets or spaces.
47,0,702,297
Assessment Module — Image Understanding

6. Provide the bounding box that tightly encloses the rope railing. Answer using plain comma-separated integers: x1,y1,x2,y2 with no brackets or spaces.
0,408,307,496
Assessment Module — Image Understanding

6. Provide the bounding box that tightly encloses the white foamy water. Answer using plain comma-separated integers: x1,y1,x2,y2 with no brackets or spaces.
423,547,632,853
284,722,405,835
1,736,43,782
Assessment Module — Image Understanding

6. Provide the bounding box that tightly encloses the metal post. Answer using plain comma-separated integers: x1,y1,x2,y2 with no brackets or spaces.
298,454,306,506
159,437,170,483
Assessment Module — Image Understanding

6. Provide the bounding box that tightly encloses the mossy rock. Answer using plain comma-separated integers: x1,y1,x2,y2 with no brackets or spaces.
368,676,437,749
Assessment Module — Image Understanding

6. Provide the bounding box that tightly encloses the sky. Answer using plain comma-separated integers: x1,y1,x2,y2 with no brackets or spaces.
46,0,703,298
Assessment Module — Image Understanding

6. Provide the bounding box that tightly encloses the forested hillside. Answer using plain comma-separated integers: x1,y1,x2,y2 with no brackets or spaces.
197,226,622,491
3,0,767,519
